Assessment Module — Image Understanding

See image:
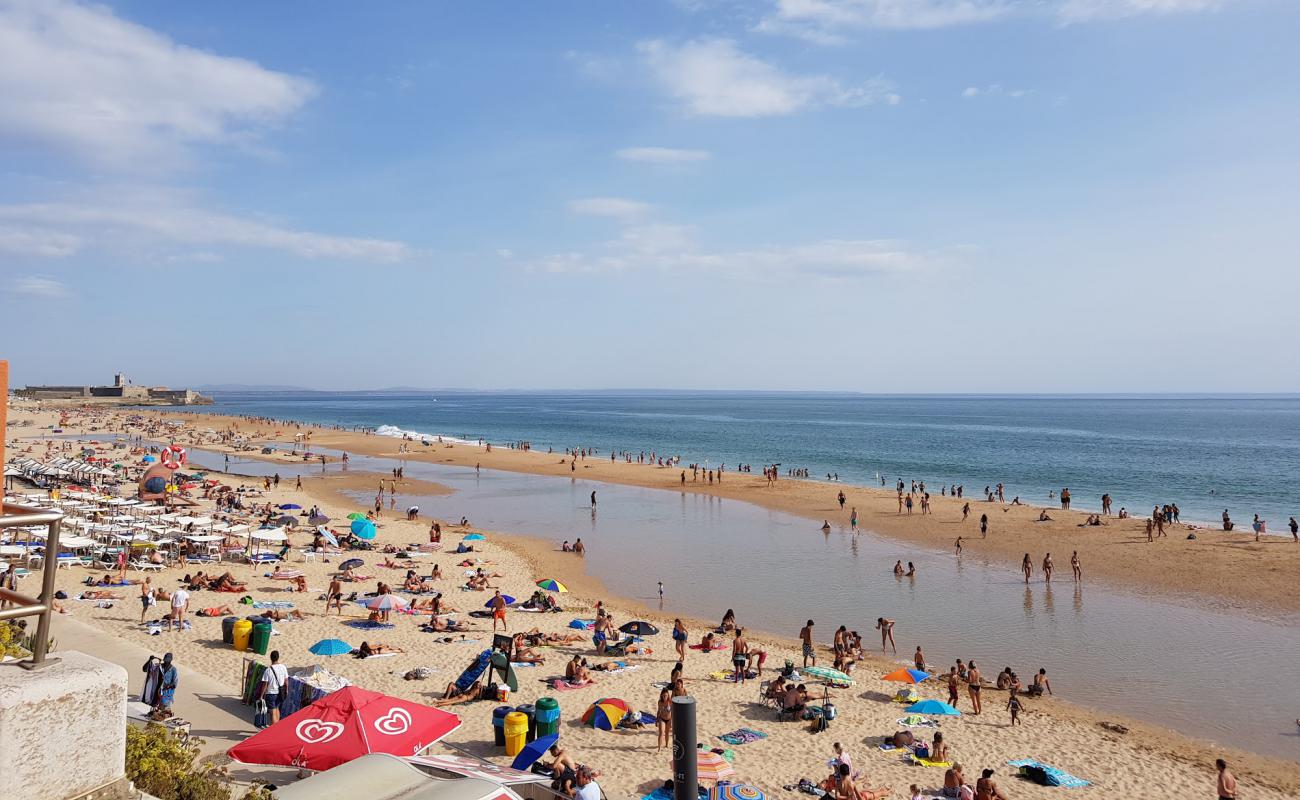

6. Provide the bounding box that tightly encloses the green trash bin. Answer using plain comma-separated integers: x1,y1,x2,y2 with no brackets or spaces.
250,621,272,656
535,696,560,737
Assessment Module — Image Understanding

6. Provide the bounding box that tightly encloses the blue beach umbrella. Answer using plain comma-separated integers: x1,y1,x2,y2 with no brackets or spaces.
511,733,559,771
141,455,156,463
279,503,302,510
484,595,516,608
463,533,485,541
350,519,377,539
309,639,352,656
315,527,339,547
906,699,961,716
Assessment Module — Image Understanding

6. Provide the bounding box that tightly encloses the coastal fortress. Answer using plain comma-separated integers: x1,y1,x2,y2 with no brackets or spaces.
14,372,211,405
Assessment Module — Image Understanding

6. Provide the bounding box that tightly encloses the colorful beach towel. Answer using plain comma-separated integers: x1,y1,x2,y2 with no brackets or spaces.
252,600,295,609
689,643,728,651
549,678,594,691
641,787,706,800
717,727,768,746
568,619,595,630
909,755,952,768
1006,760,1091,788
343,620,395,630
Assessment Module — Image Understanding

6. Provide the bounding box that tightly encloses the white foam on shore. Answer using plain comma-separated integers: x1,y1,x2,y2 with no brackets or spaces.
374,424,484,448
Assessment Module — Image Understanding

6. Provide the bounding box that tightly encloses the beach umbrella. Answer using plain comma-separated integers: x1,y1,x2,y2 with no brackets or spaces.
141,455,156,463
316,527,339,547
276,515,299,527
619,620,659,637
692,751,737,783
882,668,932,684
511,733,559,771
350,519,377,539
905,699,961,716
483,595,516,608
712,785,765,800
279,503,302,510
226,685,461,771
580,698,628,730
802,665,853,685
365,594,409,611
339,558,364,571
308,514,330,526
463,533,485,541
536,578,568,593
309,639,353,657
346,512,367,521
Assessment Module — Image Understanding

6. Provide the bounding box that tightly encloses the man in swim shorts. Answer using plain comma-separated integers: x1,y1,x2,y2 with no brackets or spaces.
800,620,816,667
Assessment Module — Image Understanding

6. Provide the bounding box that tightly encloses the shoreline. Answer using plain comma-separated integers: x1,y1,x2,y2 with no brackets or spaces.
136,405,1300,619
8,402,1300,797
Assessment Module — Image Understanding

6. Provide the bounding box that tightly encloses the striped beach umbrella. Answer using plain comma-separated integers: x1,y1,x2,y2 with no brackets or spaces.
802,665,853,685
690,751,737,783
365,594,409,611
711,785,764,800
580,698,628,730
882,668,932,684
536,578,568,593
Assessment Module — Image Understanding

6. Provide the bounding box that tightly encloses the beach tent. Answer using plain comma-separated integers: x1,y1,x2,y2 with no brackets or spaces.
227,686,461,771
275,754,524,800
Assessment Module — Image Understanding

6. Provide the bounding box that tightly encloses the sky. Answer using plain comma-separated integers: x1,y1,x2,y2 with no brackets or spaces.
1,0,1298,393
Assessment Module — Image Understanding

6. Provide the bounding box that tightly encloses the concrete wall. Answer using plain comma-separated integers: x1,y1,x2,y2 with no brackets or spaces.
0,651,127,800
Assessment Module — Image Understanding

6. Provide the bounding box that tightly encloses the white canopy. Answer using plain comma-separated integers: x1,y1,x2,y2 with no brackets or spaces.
249,529,288,542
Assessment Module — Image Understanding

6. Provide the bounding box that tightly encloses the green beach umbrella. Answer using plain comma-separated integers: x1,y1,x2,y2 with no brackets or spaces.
347,512,367,521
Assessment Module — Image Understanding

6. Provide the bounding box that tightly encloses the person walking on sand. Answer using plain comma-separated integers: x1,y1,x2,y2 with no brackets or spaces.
875,617,896,654
800,620,817,667
979,513,988,538
1021,553,1032,584
967,660,983,714
139,577,155,624
1042,552,1054,582
947,666,960,708
850,507,858,532
838,490,846,509
491,590,508,633
1216,758,1237,800
169,585,189,632
1071,550,1082,581
962,502,970,522
655,687,673,753
326,577,343,614
672,618,688,661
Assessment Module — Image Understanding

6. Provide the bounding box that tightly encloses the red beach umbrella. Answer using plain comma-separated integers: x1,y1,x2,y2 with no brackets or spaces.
227,686,461,771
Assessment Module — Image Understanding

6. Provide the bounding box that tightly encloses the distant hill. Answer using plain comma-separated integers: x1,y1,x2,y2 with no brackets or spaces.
193,383,317,392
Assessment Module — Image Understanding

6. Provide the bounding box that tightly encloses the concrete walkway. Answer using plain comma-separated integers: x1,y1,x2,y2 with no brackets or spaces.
51,615,301,786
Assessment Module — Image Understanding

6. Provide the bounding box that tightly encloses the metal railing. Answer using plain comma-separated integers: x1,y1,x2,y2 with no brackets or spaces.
0,500,64,669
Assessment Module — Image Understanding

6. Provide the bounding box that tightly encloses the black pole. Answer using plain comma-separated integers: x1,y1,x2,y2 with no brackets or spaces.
672,695,697,800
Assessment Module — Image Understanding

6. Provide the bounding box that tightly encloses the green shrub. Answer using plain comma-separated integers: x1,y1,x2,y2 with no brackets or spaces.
125,724,230,800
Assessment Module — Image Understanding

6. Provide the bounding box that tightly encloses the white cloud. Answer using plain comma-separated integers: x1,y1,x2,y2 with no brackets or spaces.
532,201,925,280
616,147,713,165
0,0,317,169
639,38,897,117
568,197,653,219
0,194,410,262
7,275,70,298
962,84,1031,99
756,0,1011,41
1058,0,1222,21
0,226,81,258
756,0,1228,40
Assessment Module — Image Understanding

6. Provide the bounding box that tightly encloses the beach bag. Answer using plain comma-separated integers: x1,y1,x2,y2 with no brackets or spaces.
1019,765,1051,786
672,628,686,642
822,702,837,721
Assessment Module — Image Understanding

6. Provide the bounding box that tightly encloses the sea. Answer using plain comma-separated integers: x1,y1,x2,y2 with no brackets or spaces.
180,392,1300,528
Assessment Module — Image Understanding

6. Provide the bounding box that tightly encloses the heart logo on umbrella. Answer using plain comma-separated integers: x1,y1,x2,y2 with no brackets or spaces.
295,719,344,744
373,707,412,735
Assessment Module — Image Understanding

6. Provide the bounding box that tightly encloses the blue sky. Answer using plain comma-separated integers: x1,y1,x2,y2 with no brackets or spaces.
2,0,1297,392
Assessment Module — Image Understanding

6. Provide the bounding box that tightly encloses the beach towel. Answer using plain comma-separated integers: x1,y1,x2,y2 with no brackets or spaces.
549,678,593,691
689,643,727,651
510,662,540,668
896,716,938,728
1006,760,1090,788
908,755,952,768
877,743,906,753
717,728,768,745
568,619,595,630
641,787,707,800
357,652,398,660
343,620,395,630
251,600,295,609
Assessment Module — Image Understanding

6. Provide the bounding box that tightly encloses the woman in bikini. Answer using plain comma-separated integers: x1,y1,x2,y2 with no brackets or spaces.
1021,553,1032,583
655,687,673,753
967,660,983,715
875,617,896,654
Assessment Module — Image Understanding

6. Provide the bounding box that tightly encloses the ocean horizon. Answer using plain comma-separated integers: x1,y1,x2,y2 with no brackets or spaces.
173,391,1300,529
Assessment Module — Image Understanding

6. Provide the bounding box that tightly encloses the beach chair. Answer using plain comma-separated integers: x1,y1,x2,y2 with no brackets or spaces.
757,680,777,707
776,696,802,722
131,559,164,572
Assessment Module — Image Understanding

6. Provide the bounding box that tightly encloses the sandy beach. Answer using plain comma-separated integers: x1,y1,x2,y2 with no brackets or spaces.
6,400,1300,800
